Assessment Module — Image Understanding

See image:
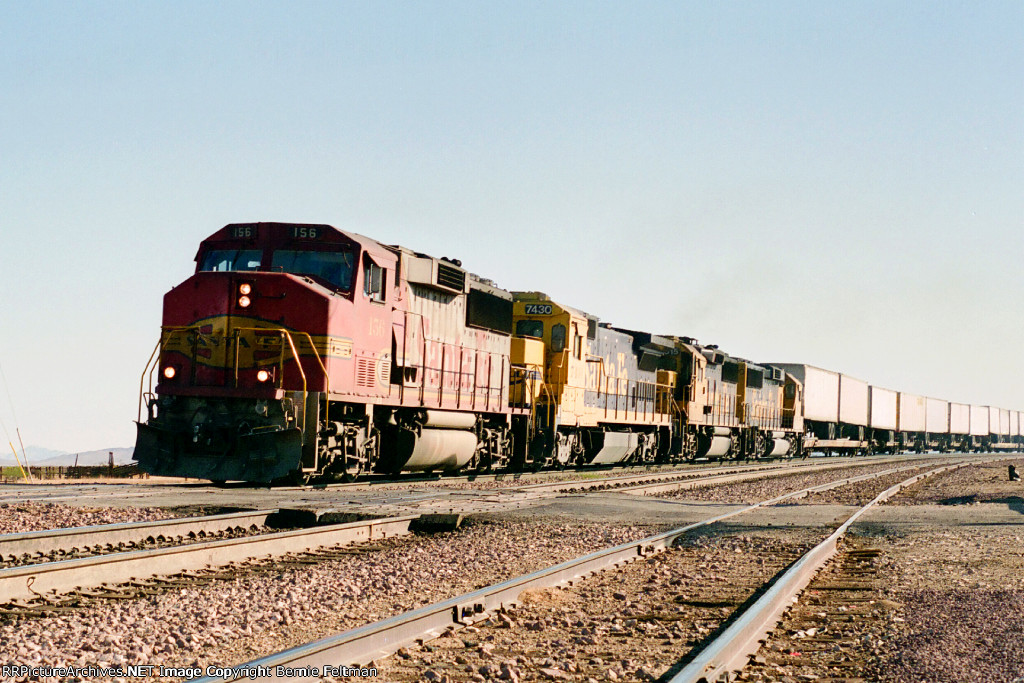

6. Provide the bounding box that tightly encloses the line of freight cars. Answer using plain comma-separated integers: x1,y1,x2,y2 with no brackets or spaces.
773,364,1022,455
133,223,1020,483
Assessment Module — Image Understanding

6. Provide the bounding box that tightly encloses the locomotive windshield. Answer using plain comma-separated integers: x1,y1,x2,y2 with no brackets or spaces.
270,248,356,291
199,249,262,272
516,320,544,338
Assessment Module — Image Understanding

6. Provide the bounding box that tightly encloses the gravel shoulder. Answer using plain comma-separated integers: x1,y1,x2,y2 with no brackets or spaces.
0,502,173,535
885,456,1024,506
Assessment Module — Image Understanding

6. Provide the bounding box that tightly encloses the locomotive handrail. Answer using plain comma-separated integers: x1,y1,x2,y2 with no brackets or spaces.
137,339,162,422
228,327,333,460
139,325,333,463
419,314,427,405
137,326,205,422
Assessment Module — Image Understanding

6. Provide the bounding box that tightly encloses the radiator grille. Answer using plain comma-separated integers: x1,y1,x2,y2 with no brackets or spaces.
356,358,376,388
436,263,466,291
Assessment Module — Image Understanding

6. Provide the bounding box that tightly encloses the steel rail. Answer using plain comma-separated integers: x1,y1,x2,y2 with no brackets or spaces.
509,462,794,493
0,455,919,514
613,454,942,496
506,454,935,495
623,460,939,506
194,453,886,493
0,485,209,505
0,509,277,560
0,515,415,605
472,454,939,501
668,457,1014,683
188,460,947,682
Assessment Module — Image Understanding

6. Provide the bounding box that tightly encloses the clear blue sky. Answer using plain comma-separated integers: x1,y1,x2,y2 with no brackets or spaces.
1,2,1021,453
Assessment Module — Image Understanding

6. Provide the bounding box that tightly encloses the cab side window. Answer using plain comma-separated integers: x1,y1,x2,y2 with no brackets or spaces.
551,323,567,353
364,261,386,302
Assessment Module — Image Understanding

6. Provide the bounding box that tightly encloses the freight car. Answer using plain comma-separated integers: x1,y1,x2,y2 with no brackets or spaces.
135,222,1021,482
766,364,869,454
868,386,898,453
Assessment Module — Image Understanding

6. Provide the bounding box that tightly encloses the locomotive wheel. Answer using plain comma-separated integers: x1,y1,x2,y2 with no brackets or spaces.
753,431,766,459
284,471,310,486
682,431,699,461
341,461,363,483
552,432,578,469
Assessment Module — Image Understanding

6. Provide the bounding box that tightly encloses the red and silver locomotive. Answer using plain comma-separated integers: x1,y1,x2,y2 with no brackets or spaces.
135,223,535,483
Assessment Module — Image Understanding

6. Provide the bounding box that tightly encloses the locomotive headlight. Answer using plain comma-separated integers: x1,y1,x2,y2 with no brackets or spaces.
256,369,270,383
238,283,252,295
163,366,176,380
238,295,251,308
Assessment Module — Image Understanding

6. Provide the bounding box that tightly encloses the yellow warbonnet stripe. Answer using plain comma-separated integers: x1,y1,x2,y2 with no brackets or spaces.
161,315,353,369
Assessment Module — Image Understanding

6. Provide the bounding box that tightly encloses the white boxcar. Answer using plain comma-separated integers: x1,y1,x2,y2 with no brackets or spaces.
988,407,1000,435
839,374,869,426
1013,411,1021,437
950,403,971,434
770,364,839,423
869,386,898,431
926,398,949,434
999,408,1011,436
898,393,927,433
970,405,988,436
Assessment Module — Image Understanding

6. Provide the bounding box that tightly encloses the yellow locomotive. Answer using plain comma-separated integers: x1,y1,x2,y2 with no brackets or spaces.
509,293,803,465
511,292,675,466
666,339,803,459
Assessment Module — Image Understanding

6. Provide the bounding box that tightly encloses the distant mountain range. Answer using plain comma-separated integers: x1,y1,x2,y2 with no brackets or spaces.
0,446,135,467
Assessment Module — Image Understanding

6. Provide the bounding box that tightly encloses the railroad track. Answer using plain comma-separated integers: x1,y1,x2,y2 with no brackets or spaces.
0,453,935,506
0,458,897,608
335,454,947,518
0,509,277,565
0,455,935,533
0,464,820,610
189,457,992,682
0,513,415,614
665,462,983,683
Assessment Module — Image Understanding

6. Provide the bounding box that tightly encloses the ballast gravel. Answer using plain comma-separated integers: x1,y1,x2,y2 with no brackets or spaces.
795,526,1024,683
798,467,936,507
362,529,822,683
662,462,935,505
0,519,658,682
0,501,172,535
886,456,1024,505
